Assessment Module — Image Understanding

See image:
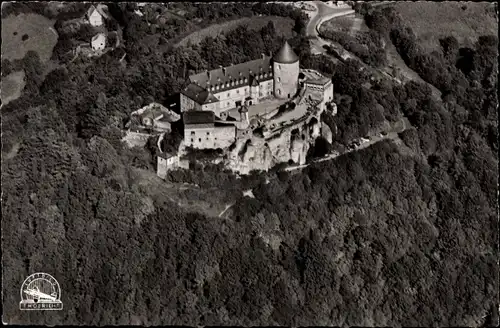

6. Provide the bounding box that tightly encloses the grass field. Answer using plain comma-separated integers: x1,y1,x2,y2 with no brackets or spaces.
176,16,294,47
1,13,58,63
393,1,497,53
1,70,26,106
320,13,369,37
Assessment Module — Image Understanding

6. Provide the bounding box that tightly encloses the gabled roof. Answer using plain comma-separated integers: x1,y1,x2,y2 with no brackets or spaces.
181,83,218,105
158,152,177,159
87,4,109,19
250,75,259,86
273,41,299,64
183,111,215,125
189,56,273,93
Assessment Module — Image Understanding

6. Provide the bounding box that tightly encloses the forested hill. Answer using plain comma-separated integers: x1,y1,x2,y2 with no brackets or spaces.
2,2,498,326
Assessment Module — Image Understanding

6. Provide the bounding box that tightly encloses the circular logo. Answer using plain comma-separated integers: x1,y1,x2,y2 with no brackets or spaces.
20,273,63,310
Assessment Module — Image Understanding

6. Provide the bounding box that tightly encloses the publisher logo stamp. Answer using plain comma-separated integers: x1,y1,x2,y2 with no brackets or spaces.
20,273,63,310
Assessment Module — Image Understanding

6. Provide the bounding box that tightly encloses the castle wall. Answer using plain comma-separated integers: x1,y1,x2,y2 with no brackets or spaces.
259,80,274,98
213,126,236,149
184,126,235,149
324,81,334,104
214,85,250,111
211,80,274,113
153,120,171,132
157,155,179,179
273,61,299,99
180,93,202,112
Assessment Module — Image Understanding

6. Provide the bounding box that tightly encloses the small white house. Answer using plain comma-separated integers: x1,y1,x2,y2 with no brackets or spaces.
86,4,109,27
91,33,107,51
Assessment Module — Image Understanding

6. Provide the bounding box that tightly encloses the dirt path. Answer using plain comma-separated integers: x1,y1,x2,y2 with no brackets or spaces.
383,41,442,100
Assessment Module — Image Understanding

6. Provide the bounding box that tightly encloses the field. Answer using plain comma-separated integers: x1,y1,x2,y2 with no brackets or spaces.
1,13,58,63
393,1,497,52
1,70,26,106
176,16,294,47
320,13,369,37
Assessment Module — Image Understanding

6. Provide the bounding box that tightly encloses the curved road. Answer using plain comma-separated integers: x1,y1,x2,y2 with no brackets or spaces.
306,2,355,54
306,1,393,55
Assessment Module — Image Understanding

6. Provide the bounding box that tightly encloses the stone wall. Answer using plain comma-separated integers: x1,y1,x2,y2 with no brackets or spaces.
184,125,236,149
213,126,236,149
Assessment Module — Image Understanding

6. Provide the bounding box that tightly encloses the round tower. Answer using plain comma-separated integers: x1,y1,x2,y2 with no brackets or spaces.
273,41,300,99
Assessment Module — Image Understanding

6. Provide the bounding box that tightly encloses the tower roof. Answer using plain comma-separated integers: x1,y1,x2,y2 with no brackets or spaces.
273,41,299,64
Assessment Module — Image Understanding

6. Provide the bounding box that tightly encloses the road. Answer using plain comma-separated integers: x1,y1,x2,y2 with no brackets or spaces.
306,1,355,55
306,1,393,55
285,117,410,172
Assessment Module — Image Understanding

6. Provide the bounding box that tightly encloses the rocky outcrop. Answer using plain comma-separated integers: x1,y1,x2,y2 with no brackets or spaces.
322,122,333,144
226,121,317,174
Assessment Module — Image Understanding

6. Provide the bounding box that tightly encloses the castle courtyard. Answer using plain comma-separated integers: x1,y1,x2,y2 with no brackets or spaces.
226,97,288,120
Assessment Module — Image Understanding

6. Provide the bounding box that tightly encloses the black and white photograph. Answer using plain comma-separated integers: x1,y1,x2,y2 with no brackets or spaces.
1,0,498,326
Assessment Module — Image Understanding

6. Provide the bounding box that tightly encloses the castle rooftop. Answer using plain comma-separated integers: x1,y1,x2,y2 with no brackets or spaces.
183,111,215,126
273,41,299,64
181,83,219,105
189,55,273,93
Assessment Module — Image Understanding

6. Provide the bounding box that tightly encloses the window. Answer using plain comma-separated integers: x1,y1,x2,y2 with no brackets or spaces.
244,78,248,83
278,65,281,70
236,89,240,94
215,137,217,140
199,138,201,142
206,132,210,135
191,138,193,142
191,131,195,135
227,92,230,97
277,77,280,82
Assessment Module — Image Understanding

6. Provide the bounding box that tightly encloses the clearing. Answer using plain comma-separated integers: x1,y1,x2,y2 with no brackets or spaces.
176,16,294,47
133,168,232,218
320,13,369,37
1,13,58,63
1,70,26,106
393,1,497,53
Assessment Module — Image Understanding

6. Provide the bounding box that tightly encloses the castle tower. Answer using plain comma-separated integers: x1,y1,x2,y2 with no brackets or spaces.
273,41,300,99
239,104,249,125
250,76,259,103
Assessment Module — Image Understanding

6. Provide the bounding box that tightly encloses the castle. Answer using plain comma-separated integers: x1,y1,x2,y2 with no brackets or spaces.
156,41,335,175
180,41,301,117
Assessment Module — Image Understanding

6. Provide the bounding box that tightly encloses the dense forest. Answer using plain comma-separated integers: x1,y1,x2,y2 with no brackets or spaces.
2,2,498,326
